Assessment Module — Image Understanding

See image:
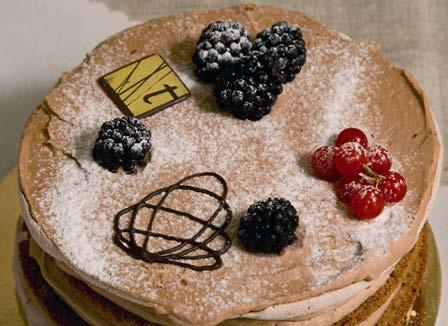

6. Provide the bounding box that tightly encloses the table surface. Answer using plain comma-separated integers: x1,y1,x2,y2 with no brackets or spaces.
0,0,446,324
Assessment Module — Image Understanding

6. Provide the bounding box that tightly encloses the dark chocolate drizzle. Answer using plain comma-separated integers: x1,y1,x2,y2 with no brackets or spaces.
114,172,232,271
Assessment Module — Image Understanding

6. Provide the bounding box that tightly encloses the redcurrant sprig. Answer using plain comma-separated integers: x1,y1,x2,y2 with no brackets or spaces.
310,128,407,220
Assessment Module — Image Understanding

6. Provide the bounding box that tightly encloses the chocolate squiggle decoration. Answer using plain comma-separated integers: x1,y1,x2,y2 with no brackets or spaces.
114,172,232,271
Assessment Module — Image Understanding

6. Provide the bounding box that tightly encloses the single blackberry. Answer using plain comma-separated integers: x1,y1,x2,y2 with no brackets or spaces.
193,21,252,82
92,117,151,173
252,21,306,84
238,197,299,253
214,54,283,121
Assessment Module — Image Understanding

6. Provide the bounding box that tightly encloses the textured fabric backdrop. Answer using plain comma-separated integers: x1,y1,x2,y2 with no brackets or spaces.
93,0,448,183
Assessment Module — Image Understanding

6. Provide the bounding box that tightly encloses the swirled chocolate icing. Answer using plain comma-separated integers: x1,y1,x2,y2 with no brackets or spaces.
114,172,232,271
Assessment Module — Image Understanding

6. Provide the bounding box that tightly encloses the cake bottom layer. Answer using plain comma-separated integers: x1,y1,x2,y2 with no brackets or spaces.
13,219,428,325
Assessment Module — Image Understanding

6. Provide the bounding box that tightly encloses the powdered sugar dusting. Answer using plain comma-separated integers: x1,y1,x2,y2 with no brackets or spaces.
27,15,419,324
42,161,109,276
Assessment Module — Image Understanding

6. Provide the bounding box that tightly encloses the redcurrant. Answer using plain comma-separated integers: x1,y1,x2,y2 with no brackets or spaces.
337,175,369,204
336,128,368,148
350,186,385,219
367,145,392,174
378,171,407,204
311,146,340,181
334,142,368,177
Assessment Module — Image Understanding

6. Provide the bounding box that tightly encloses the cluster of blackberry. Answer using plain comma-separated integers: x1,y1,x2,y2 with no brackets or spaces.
214,54,283,121
192,21,252,82
193,21,306,121
238,197,299,253
92,117,151,173
252,22,307,84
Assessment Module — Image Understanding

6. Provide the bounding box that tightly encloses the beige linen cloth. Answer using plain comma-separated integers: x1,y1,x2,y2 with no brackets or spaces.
94,0,448,183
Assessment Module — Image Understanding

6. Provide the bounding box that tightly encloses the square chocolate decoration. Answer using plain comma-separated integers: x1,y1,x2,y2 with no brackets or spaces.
99,54,190,118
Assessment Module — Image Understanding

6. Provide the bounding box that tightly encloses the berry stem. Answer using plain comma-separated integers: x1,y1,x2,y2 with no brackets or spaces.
362,165,385,189
374,177,381,189
362,165,382,179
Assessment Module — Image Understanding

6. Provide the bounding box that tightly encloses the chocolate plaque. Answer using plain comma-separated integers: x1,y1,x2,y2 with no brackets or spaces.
99,54,190,118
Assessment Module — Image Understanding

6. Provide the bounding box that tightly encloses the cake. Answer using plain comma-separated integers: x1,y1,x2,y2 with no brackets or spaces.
16,4,442,325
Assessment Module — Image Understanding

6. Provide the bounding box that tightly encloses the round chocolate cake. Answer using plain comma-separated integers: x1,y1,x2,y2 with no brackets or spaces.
16,4,442,325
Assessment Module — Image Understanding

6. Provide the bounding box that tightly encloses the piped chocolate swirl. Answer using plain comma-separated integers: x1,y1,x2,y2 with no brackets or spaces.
113,172,232,271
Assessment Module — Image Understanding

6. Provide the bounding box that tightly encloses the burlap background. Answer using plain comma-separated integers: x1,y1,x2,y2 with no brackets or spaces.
94,0,448,183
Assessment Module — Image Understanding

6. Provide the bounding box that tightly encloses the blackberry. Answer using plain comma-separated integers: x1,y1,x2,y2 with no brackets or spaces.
252,21,306,84
238,198,299,253
193,21,252,82
214,54,283,121
92,117,151,173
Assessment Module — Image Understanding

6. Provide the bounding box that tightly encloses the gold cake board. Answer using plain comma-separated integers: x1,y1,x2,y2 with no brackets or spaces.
0,168,441,325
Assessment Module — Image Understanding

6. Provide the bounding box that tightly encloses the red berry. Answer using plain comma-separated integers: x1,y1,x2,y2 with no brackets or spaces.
367,145,392,173
337,175,369,204
311,146,341,181
378,171,407,204
350,186,385,219
334,142,368,177
336,128,368,148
